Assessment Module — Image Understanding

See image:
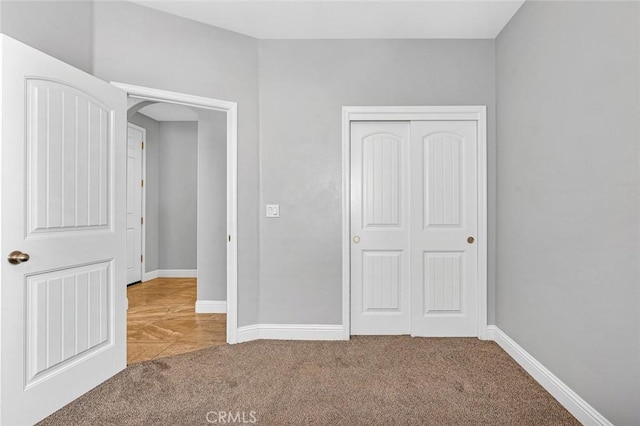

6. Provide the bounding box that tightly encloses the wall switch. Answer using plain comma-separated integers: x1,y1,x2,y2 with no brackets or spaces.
266,204,280,218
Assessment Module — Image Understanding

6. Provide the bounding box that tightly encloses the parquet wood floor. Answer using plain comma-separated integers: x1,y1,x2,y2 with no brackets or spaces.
127,278,226,364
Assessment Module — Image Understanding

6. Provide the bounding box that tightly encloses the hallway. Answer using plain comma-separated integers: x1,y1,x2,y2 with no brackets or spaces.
127,278,226,364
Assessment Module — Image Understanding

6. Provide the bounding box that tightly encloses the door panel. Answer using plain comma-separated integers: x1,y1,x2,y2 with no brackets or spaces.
424,133,462,228
0,35,127,425
410,121,478,337
25,261,111,387
126,124,143,284
350,121,411,335
362,251,402,311
362,133,402,227
27,79,110,234
422,252,462,313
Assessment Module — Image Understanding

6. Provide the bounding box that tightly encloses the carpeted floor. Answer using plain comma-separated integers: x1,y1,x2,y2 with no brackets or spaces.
40,337,578,425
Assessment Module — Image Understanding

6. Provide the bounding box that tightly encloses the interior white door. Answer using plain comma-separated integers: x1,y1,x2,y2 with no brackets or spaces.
126,123,143,284
0,35,127,424
410,121,478,336
350,121,411,335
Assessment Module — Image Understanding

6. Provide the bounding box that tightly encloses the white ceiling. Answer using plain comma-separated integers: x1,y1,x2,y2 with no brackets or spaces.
138,102,200,121
129,0,525,39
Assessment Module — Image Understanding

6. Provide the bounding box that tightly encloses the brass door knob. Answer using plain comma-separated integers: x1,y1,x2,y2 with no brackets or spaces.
7,251,30,265
353,236,360,244
467,237,475,244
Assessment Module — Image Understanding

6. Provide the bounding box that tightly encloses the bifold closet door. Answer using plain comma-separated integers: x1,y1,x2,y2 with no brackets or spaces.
410,121,478,337
350,121,411,335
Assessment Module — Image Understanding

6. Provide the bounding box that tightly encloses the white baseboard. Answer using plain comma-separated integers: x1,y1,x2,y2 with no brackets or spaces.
142,270,197,281
195,300,226,313
487,326,612,426
237,324,346,343
143,270,159,282
236,325,260,342
158,269,197,278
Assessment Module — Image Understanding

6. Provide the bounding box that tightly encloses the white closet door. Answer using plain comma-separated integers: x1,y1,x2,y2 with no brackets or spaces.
410,121,478,336
350,121,411,335
126,124,143,284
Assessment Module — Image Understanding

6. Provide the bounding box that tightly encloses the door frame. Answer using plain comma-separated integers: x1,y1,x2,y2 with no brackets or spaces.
112,82,239,344
127,122,147,283
341,106,488,340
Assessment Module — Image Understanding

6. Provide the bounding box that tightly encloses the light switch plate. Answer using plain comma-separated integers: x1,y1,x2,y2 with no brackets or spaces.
266,204,280,218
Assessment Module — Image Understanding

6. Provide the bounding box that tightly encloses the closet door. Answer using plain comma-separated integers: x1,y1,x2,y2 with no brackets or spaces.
350,121,411,335
409,121,478,336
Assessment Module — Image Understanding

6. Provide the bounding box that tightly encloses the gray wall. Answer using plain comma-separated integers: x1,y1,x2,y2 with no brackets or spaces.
197,110,228,301
495,2,640,424
0,1,93,73
93,1,260,326
158,122,198,270
258,40,496,324
129,113,161,273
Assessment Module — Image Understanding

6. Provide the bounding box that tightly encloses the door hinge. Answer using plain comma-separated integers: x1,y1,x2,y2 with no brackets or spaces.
141,141,144,150
141,179,144,187
141,217,144,225
228,235,231,242
140,254,143,262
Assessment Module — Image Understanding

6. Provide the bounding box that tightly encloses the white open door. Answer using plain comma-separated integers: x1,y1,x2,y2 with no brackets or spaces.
0,35,127,424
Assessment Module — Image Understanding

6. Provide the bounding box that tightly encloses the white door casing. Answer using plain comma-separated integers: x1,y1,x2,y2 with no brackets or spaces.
111,82,239,344
350,122,411,335
126,123,144,284
0,35,127,424
342,106,487,340
410,121,478,337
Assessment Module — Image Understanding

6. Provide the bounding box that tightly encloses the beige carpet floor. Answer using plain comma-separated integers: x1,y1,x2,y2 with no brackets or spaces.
40,337,578,425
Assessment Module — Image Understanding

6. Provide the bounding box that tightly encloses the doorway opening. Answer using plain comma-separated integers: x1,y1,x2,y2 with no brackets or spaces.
113,82,239,347
126,103,227,363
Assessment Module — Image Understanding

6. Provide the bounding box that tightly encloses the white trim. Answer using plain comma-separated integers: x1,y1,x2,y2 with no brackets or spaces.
341,106,488,339
476,107,488,340
226,103,239,344
141,125,147,284
236,325,260,343
236,324,345,343
143,269,199,280
112,82,237,112
195,300,227,313
143,270,158,282
112,82,239,345
341,107,351,340
127,122,147,283
487,326,613,426
157,269,197,278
